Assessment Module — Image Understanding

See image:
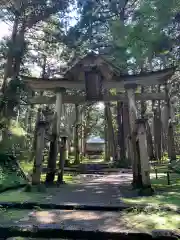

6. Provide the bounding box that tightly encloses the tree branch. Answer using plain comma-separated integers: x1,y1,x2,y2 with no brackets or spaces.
26,1,68,29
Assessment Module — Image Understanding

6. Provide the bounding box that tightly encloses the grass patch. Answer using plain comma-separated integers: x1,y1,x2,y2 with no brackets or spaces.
20,161,33,174
19,160,74,183
0,173,75,203
0,208,31,224
121,210,180,232
122,172,180,209
0,187,48,203
41,173,73,183
150,164,168,173
82,159,104,163
0,169,26,192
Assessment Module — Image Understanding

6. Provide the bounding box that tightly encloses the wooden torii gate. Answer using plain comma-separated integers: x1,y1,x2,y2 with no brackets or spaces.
23,53,175,189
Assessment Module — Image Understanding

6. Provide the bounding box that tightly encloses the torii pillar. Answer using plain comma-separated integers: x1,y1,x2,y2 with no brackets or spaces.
126,84,142,188
126,84,152,189
46,88,65,184
136,119,151,188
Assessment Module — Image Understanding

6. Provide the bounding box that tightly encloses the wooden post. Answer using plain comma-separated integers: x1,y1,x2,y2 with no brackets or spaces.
30,108,42,162
155,168,158,179
32,121,46,185
136,119,151,188
126,85,142,188
46,88,64,184
167,171,170,185
57,136,67,184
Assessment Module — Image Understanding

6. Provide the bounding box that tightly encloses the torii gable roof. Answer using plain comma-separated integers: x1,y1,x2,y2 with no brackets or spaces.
22,53,176,91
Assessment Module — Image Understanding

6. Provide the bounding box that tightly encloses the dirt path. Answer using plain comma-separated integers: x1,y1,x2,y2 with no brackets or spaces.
43,172,132,206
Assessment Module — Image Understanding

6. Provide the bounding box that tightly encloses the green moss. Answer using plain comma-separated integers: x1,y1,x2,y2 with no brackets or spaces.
0,174,74,203
121,210,180,232
0,121,27,154
0,209,31,224
122,172,180,209
0,189,46,202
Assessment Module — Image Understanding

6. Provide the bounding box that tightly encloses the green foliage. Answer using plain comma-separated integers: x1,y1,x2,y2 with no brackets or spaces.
169,160,180,174
0,153,27,192
0,120,26,155
84,104,105,138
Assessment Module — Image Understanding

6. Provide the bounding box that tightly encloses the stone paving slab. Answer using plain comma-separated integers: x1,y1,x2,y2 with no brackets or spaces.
2,209,135,233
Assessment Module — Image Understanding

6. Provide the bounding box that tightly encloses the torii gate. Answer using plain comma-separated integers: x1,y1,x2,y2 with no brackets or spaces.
23,52,175,189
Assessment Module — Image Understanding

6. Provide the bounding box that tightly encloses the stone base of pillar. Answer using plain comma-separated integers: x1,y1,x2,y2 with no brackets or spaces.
138,186,155,196
131,175,143,189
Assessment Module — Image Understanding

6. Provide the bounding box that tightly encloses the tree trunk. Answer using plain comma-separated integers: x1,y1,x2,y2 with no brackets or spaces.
117,101,125,160
126,87,142,188
153,108,162,161
1,12,25,120
46,118,58,183
2,13,19,95
46,91,63,183
122,102,130,158
165,83,176,161
136,119,151,187
30,108,42,162
161,104,169,152
74,104,80,164
105,102,117,161
57,137,67,184
168,120,176,161
141,86,146,118
83,107,91,157
146,121,154,160
80,111,85,160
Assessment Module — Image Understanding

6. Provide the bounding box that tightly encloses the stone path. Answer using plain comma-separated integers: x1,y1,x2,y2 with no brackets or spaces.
43,172,132,206
2,172,135,233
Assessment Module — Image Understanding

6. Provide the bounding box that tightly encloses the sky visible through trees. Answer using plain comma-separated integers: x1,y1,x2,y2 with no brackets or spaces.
0,21,10,39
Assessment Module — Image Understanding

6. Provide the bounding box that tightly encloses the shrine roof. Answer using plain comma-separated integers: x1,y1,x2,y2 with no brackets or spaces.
21,53,176,91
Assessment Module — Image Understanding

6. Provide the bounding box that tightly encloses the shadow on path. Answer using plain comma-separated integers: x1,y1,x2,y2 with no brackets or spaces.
43,172,133,206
